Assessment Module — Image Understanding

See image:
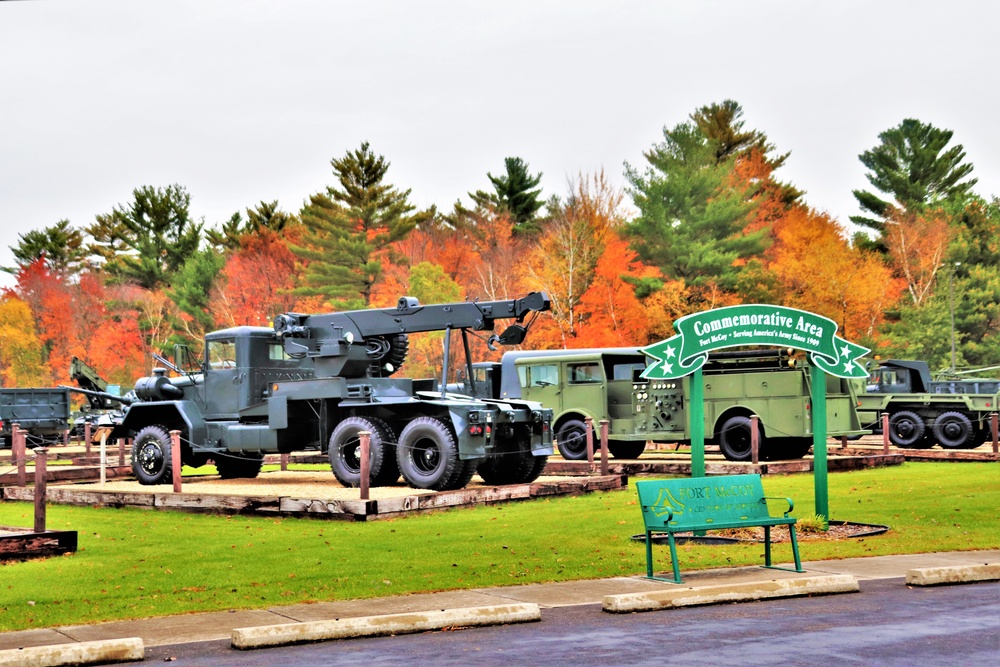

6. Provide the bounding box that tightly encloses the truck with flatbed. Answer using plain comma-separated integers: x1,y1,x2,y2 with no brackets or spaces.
93,293,555,490
0,387,70,447
859,359,999,449
452,347,866,462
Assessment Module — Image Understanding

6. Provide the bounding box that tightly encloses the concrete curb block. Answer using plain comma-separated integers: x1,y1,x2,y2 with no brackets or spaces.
905,563,1000,586
232,603,542,650
0,638,144,667
603,575,860,613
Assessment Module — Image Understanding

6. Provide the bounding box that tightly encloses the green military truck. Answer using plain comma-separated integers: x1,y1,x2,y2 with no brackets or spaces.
454,347,866,462
859,359,999,449
97,293,555,491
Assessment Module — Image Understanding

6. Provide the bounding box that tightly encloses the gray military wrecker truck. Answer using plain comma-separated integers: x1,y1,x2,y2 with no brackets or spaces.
96,293,555,490
859,359,999,449
453,347,866,462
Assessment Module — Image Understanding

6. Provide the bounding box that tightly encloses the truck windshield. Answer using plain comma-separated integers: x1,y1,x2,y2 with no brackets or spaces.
521,364,558,388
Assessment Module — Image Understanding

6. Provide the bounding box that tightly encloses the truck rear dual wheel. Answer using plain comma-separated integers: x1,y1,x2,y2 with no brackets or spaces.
477,429,548,485
215,452,265,479
396,417,469,491
718,416,764,462
887,411,925,448
932,411,977,449
329,416,399,487
131,424,174,485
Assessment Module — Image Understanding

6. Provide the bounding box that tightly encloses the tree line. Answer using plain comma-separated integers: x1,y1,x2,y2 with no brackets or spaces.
2,100,997,389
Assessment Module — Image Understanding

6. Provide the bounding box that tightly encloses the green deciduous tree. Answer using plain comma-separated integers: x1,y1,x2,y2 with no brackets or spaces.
852,118,977,247
292,142,431,309
4,220,87,276
87,184,202,289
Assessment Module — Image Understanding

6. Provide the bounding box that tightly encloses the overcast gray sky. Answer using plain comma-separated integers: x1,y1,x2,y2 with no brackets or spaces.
2,0,998,289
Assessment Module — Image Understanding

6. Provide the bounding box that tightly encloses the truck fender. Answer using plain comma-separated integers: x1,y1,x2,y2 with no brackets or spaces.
115,401,206,446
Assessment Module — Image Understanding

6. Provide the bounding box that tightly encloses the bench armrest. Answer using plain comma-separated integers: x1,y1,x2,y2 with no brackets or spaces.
642,505,674,526
761,495,795,517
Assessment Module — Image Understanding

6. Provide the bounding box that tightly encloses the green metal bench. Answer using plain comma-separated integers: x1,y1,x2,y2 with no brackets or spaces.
636,474,804,584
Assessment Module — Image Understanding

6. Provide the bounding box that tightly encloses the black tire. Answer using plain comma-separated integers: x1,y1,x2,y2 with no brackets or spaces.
556,419,589,460
718,416,763,462
215,452,264,479
607,440,646,459
769,437,812,460
932,411,976,449
478,451,548,485
131,424,174,485
887,410,926,448
396,417,463,490
328,416,398,487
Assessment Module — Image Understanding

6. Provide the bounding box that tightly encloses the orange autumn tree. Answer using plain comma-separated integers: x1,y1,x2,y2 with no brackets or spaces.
573,236,661,346
769,206,903,342
525,171,628,348
214,228,300,327
883,207,954,306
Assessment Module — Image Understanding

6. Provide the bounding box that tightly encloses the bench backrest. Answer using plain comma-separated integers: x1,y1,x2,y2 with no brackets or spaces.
636,474,769,530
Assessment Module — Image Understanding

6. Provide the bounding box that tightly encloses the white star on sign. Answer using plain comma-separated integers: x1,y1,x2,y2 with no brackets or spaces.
840,343,851,358
662,362,673,374
665,346,676,359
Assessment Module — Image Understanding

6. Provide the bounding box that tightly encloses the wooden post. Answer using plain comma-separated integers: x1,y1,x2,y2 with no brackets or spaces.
99,430,107,486
750,415,760,465
9,422,19,463
63,430,69,446
14,424,26,487
599,419,609,476
84,421,92,455
170,430,182,493
992,413,999,454
359,430,370,500
882,413,890,453
34,447,47,533
584,416,594,472
840,436,848,449
280,453,289,471
118,438,126,467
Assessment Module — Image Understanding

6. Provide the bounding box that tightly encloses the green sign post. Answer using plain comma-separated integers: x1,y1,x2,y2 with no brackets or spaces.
640,304,869,523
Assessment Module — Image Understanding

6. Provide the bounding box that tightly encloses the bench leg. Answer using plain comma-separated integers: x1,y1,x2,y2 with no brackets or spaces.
788,526,804,572
643,531,684,584
763,525,772,567
761,524,806,574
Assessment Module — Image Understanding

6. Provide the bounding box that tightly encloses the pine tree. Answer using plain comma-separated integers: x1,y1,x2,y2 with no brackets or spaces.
291,142,431,309
4,220,87,276
625,121,766,296
87,184,202,289
852,118,977,247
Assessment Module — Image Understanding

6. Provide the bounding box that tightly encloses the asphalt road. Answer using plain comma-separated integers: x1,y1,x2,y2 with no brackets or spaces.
141,578,1000,667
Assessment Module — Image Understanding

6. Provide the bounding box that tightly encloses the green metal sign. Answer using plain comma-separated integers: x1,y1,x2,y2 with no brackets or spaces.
641,304,869,380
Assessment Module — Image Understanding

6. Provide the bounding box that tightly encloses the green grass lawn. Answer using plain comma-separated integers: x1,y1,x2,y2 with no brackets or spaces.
0,461,997,632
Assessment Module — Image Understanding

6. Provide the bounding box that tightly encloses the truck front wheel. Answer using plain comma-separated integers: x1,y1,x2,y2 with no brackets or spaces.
556,419,588,460
932,411,976,449
396,417,463,491
131,424,173,485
